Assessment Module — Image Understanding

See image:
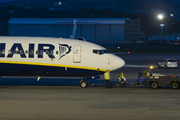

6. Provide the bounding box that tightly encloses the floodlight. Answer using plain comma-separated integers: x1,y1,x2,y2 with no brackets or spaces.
158,14,163,20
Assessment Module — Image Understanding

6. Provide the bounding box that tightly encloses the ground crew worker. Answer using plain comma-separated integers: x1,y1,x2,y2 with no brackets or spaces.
104,71,110,89
119,72,126,88
147,71,150,78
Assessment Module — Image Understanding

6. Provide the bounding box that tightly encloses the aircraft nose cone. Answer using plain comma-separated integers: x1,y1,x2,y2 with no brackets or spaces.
112,55,125,71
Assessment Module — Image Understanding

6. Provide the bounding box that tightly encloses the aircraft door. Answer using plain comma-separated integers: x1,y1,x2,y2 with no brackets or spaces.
73,45,81,63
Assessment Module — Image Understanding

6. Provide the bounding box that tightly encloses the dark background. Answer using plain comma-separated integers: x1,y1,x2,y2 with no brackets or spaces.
0,0,180,36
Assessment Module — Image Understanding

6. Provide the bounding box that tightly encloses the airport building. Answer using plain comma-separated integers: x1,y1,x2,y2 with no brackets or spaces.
8,18,140,43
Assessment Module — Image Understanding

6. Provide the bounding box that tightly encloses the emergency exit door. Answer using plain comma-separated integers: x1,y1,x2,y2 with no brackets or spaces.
73,45,81,63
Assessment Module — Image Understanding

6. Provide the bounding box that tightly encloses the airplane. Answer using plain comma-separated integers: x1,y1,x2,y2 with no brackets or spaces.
0,36,125,87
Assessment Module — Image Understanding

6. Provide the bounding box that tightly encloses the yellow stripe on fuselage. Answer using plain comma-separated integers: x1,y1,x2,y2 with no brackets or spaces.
0,60,107,72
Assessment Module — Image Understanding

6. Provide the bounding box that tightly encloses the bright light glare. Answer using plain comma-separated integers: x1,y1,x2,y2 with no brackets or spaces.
150,66,153,69
158,14,163,20
160,24,164,26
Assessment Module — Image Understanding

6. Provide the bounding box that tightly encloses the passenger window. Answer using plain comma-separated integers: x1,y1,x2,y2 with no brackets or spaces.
2,50,5,54
25,50,28,54
8,50,12,54
30,50,34,55
14,50,17,54
46,50,49,55
36,50,38,54
56,51,59,55
40,50,43,55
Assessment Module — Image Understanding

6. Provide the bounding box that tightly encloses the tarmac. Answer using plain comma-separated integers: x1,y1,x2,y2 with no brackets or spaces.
0,86,180,120
0,53,180,120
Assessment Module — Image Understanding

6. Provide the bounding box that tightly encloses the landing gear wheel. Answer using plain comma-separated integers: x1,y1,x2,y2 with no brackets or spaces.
151,82,159,89
171,82,179,89
81,81,87,88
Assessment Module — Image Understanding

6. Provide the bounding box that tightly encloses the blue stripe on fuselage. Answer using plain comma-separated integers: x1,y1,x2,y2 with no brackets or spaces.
0,63,104,77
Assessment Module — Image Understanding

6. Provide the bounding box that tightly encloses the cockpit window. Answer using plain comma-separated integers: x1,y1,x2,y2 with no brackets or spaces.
93,49,109,55
93,50,99,54
103,50,109,53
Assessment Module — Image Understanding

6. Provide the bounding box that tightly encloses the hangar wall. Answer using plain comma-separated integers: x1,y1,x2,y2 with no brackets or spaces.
8,18,140,42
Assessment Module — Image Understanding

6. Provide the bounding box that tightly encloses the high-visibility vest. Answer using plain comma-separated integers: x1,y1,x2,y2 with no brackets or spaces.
147,72,150,78
104,72,110,80
119,73,125,79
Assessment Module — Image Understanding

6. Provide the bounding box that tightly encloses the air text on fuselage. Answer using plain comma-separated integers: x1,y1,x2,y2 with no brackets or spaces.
0,43,55,58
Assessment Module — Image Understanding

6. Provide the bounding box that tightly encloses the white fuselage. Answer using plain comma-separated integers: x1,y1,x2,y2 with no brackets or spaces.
0,36,125,77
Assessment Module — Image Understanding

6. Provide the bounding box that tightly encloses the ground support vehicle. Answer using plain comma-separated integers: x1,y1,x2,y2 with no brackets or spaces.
148,75,180,89
80,75,105,88
137,68,180,89
80,75,116,88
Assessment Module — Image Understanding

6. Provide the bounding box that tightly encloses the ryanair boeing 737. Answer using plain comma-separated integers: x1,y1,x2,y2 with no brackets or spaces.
0,36,125,87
